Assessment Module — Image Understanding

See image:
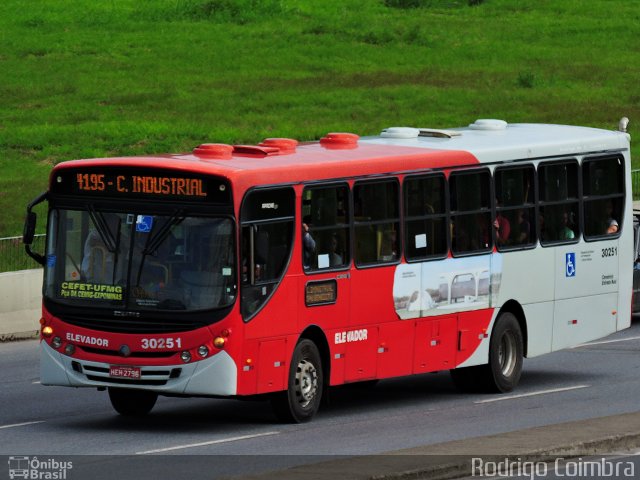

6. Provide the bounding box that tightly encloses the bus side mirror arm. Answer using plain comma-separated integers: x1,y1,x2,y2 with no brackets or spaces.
23,191,48,266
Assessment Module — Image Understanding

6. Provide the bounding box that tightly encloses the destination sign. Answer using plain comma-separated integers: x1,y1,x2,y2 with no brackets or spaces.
75,173,207,197
51,168,231,204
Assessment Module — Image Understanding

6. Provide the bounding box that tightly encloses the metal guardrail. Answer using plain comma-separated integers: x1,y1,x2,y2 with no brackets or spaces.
0,234,45,273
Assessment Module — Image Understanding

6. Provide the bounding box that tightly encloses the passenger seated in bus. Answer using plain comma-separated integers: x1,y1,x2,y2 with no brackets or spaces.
302,215,316,268
511,209,530,244
494,211,511,246
559,211,576,240
605,200,619,234
378,229,398,261
329,233,343,266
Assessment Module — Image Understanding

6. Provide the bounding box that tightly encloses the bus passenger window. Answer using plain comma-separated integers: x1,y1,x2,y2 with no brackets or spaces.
538,162,579,244
404,174,447,261
302,184,350,271
583,157,624,239
353,180,400,266
450,170,491,255
494,166,536,249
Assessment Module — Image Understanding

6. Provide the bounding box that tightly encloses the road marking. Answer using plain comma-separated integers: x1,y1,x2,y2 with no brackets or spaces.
135,431,280,454
574,335,640,348
32,381,41,384
0,421,45,430
474,385,590,404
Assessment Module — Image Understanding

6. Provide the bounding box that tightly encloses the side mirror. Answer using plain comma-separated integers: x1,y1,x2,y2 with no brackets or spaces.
23,211,37,245
23,191,48,266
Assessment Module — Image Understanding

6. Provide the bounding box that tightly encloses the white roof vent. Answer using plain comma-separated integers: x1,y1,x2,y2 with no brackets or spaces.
469,119,508,131
381,127,420,139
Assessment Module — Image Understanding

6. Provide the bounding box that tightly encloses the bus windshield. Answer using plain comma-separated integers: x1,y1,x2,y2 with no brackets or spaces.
44,209,236,311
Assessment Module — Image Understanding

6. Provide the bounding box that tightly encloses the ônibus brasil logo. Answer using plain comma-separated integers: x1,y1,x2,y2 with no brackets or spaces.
8,456,72,479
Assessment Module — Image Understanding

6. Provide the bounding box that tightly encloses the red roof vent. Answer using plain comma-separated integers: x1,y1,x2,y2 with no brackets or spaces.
193,143,234,159
258,137,298,153
320,132,359,149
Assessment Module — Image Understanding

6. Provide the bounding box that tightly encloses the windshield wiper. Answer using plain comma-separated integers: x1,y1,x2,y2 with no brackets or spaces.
134,210,185,286
87,206,117,253
143,210,185,257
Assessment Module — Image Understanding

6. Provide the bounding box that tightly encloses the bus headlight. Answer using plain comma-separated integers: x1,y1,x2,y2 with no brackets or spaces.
42,326,53,338
180,351,192,363
52,336,62,349
213,337,226,349
65,344,75,356
197,345,209,358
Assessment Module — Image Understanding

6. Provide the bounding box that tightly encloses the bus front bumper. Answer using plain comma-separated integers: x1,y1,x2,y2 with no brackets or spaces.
40,341,238,396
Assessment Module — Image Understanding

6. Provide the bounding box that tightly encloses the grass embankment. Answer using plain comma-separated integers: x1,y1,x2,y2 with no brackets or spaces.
1,0,639,242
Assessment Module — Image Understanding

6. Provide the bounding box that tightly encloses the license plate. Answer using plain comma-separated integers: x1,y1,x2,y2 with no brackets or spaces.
109,365,141,379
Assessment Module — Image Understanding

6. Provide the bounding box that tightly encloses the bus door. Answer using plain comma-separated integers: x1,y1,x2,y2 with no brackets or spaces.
240,187,297,393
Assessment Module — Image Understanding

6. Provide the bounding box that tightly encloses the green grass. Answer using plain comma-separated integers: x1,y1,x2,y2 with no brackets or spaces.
1,0,639,238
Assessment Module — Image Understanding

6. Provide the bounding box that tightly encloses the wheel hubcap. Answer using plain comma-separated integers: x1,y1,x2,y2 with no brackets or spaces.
498,330,517,377
295,358,318,408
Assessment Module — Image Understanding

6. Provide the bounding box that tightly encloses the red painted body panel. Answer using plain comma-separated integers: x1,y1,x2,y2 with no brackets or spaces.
414,316,458,373
376,321,414,379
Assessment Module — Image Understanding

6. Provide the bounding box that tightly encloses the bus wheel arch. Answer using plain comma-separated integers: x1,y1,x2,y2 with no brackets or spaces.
451,306,525,393
497,300,528,358
270,327,328,423
299,325,331,388
487,310,524,392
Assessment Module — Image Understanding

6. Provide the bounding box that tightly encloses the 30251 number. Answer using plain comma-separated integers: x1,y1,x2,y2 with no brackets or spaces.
141,338,182,349
602,247,617,257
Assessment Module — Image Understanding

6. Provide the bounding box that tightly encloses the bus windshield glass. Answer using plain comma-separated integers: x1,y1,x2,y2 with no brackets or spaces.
44,209,236,311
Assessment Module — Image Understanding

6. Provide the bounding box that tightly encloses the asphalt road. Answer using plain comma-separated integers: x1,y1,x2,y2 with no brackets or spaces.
2,320,640,479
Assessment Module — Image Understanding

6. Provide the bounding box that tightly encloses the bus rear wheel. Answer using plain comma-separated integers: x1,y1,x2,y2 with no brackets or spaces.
271,339,323,423
108,387,158,416
450,312,523,393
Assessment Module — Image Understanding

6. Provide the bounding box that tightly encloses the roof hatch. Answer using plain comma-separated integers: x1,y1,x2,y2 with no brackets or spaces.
468,119,508,131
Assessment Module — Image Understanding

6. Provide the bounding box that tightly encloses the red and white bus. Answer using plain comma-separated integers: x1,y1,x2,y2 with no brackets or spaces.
24,118,632,422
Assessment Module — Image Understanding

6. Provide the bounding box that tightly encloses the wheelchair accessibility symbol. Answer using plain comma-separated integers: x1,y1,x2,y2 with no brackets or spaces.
136,215,154,233
566,253,576,277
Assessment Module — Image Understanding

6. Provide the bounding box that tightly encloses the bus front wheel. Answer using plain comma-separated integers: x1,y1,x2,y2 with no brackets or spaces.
450,312,523,393
108,387,158,416
271,339,323,423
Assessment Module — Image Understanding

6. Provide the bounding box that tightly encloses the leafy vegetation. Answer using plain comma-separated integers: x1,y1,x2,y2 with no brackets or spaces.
1,0,639,238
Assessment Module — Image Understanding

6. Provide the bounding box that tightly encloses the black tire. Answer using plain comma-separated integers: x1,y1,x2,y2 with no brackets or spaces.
271,339,323,423
450,312,523,393
108,387,158,416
